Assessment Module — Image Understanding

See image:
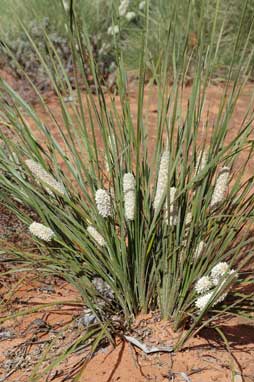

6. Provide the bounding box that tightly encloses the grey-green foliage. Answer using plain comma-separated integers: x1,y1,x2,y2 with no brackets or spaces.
1,18,71,89
0,1,254,376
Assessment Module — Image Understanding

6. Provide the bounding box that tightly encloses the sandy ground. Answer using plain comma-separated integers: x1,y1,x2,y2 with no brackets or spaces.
0,73,254,381
1,275,254,382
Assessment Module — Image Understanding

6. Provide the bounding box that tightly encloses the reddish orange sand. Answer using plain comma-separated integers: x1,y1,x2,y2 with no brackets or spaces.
0,276,253,382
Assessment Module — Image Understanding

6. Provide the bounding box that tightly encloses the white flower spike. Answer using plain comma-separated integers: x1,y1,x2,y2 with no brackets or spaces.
29,222,54,242
123,173,136,221
210,167,230,207
87,226,106,247
211,262,230,286
139,1,146,11
194,241,205,259
195,276,213,295
107,25,120,36
119,0,129,16
25,159,65,196
195,292,213,311
195,290,228,312
154,150,170,212
126,11,136,21
95,189,112,218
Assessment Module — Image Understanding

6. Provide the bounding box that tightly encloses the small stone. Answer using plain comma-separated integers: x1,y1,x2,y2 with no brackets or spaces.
39,284,55,293
78,311,97,327
0,328,15,340
92,277,114,299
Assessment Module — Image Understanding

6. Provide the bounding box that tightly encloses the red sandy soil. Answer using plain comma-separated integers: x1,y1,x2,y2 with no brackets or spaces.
1,72,254,381
83,319,254,382
1,275,254,382
0,276,85,382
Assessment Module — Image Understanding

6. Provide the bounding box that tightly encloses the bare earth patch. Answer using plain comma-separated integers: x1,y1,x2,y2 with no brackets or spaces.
0,276,254,381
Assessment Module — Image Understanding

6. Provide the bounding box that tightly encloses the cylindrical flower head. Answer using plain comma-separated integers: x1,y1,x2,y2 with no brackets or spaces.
195,289,227,312
123,173,135,221
139,1,146,10
63,0,69,11
95,189,112,218
213,269,237,305
164,187,178,226
195,291,213,311
119,0,129,16
107,25,120,35
154,150,170,212
126,11,136,21
194,241,205,259
25,159,65,196
29,222,54,242
87,226,106,247
211,262,230,286
215,292,227,305
210,167,230,208
195,276,213,295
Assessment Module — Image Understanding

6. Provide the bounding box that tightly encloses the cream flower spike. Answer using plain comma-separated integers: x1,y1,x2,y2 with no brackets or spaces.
25,159,65,196
29,222,54,242
210,167,230,207
195,276,213,295
95,189,112,218
154,150,170,212
87,226,106,247
123,173,136,221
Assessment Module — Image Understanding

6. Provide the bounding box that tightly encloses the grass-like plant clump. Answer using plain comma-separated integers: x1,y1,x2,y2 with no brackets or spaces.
0,0,254,378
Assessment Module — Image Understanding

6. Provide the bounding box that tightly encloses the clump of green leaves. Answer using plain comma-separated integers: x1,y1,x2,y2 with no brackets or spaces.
0,1,254,378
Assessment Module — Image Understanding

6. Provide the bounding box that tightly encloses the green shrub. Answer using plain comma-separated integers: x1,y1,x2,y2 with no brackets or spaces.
0,0,115,91
0,0,254,377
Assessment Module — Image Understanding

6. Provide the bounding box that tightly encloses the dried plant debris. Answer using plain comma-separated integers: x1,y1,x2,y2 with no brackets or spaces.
124,335,173,354
0,318,88,381
167,371,192,382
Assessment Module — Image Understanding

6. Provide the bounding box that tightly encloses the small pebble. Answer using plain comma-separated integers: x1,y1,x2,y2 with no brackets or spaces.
0,328,15,340
78,312,97,327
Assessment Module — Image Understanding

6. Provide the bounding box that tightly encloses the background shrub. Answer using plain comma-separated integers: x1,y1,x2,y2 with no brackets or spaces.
0,0,254,86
